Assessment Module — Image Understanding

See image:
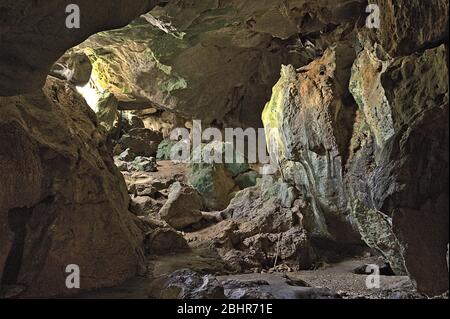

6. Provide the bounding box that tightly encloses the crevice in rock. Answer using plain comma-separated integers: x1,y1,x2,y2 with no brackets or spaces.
1,207,33,285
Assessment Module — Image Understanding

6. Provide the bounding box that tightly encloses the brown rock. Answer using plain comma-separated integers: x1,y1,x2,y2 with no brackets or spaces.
0,78,145,298
159,182,204,230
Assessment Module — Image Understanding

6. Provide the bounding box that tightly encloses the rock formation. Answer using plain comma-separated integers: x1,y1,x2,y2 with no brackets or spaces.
0,0,448,299
262,1,449,296
0,78,145,297
67,0,367,127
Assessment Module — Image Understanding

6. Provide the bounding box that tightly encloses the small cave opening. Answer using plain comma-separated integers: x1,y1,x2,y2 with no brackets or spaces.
1,207,33,286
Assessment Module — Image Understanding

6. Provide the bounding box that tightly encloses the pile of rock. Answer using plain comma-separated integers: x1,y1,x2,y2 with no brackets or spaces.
185,176,315,272
115,156,158,173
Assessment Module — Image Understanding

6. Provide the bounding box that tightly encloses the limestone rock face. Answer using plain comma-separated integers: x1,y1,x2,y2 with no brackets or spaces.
263,43,449,296
262,45,362,249
348,44,449,295
0,0,163,96
187,142,249,211
71,0,365,127
0,78,145,298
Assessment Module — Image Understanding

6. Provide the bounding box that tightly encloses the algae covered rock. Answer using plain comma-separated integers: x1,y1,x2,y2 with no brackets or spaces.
262,44,362,248
120,128,163,158
189,162,236,211
50,52,93,86
187,141,251,210
157,139,179,160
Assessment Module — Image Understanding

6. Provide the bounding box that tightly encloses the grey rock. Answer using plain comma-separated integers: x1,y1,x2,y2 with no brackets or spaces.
159,182,204,230
148,269,226,299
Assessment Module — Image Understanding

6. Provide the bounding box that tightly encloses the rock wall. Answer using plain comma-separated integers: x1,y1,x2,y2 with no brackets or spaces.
263,1,449,296
69,0,366,128
0,78,146,298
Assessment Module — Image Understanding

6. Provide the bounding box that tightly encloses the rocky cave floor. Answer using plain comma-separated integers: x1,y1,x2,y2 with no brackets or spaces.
75,160,432,300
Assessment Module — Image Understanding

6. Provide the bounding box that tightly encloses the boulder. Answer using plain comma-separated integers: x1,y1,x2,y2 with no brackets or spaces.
188,162,236,211
159,182,204,230
132,157,158,173
361,0,449,57
222,279,274,299
234,171,260,190
198,177,314,271
156,139,178,160
128,182,158,198
119,128,163,158
117,149,135,162
262,45,363,249
122,114,146,131
0,0,160,95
